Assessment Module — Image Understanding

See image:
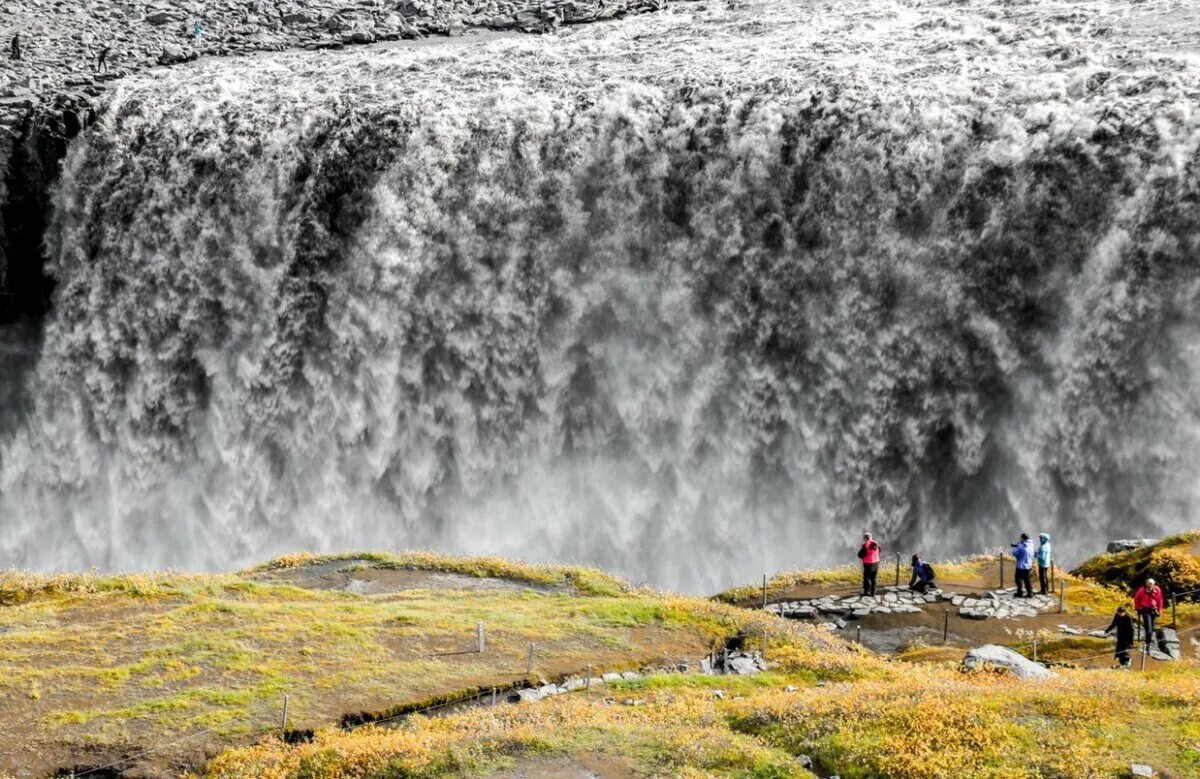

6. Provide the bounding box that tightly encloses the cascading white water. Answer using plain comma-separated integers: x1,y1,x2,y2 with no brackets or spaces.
2,0,1200,591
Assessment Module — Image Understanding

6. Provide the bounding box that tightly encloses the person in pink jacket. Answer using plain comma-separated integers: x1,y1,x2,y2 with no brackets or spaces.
857,533,881,596
1133,578,1164,646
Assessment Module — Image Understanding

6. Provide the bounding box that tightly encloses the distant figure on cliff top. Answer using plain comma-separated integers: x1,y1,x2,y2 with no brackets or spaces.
909,554,936,594
1011,533,1034,598
10,34,20,61
193,21,204,43
857,533,881,597
97,46,112,73
1133,578,1164,646
1036,532,1052,595
1105,605,1134,668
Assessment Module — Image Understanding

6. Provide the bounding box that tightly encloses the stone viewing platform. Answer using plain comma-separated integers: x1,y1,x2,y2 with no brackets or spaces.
766,585,1060,623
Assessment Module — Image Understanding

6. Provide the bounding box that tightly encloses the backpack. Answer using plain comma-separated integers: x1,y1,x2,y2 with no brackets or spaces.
923,563,936,581
857,546,867,560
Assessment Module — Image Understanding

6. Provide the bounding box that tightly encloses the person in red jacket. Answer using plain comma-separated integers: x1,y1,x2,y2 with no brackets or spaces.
1133,578,1164,646
857,533,881,596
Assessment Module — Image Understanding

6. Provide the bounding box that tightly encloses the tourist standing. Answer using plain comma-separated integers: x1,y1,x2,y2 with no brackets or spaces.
1011,533,1034,598
1036,532,1052,595
10,33,20,60
858,533,881,597
193,20,204,44
97,46,112,73
1133,578,1164,646
1105,606,1135,668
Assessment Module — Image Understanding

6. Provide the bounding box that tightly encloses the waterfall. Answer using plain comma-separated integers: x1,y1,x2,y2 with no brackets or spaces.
2,0,1199,591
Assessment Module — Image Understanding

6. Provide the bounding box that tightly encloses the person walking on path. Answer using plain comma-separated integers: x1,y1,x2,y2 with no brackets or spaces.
1036,533,1052,595
97,46,111,73
10,33,20,61
909,554,936,594
1011,533,1034,598
1133,578,1164,647
193,20,204,44
858,533,881,597
1105,605,1135,668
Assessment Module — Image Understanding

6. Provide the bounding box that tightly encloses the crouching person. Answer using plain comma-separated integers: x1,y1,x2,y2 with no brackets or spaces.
909,555,937,594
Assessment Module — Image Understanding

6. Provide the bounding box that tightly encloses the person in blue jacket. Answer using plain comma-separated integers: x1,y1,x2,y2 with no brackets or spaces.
1036,533,1052,595
1011,533,1034,598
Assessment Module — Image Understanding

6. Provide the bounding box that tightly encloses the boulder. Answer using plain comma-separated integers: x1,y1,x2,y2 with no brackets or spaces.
1130,765,1154,777
963,645,1054,680
1107,539,1160,553
159,44,194,65
1155,628,1181,661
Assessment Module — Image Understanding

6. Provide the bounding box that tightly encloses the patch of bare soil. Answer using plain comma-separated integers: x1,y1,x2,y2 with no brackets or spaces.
486,752,639,779
255,560,569,595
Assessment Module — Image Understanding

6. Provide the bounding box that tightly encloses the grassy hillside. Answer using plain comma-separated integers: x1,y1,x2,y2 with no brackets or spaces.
3,550,1199,779
0,552,776,777
205,642,1200,779
1073,532,1200,599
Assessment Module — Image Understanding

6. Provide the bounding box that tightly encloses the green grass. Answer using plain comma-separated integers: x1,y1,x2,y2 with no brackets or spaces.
0,553,778,772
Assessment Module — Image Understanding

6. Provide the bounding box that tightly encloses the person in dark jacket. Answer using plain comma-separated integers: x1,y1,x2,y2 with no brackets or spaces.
909,554,936,594
1011,533,1034,598
10,34,20,60
858,533,881,597
1105,606,1135,668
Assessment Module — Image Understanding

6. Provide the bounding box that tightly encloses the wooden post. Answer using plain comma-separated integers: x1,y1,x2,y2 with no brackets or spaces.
491,687,497,706
762,574,768,610
999,552,1004,589
477,622,486,654
526,643,535,677
281,694,290,731
942,610,949,644
586,665,593,690
1058,580,1066,614
856,625,861,645
1141,645,1148,671
762,630,768,657
895,553,901,587
1032,640,1038,664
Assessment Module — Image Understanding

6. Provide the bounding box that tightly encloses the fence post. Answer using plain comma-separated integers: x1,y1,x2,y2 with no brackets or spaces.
527,643,535,677
1141,645,1148,671
491,687,498,706
586,664,593,690
1058,580,1066,614
895,553,901,587
942,610,949,644
856,625,862,645
1032,640,1038,664
762,574,768,610
281,694,290,731
477,622,486,654
999,552,1004,589
762,630,769,657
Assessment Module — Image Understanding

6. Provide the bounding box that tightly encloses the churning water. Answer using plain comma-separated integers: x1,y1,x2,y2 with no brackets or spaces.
2,0,1200,591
